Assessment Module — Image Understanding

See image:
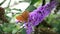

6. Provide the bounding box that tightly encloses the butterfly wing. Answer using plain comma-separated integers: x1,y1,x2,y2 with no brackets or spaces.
21,10,29,22
16,10,29,22
16,15,25,22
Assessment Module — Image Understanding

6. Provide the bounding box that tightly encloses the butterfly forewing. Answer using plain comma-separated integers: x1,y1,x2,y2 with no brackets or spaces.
16,10,29,22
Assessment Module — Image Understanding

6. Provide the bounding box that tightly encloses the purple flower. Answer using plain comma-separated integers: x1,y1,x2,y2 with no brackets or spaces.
25,22,33,34
25,0,58,34
28,0,58,26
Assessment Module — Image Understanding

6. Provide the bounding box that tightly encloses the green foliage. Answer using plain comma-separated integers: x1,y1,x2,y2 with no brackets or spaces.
20,28,26,34
30,0,40,5
26,5,36,12
2,23,16,32
26,0,42,12
12,8,21,11
45,13,60,33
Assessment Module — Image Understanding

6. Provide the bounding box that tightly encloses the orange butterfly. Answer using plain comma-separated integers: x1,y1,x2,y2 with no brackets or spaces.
16,10,29,22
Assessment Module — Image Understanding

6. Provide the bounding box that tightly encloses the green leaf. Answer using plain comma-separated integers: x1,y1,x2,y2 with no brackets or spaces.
26,5,36,12
12,27,20,34
30,0,40,5
20,28,26,34
26,0,42,12
12,8,21,11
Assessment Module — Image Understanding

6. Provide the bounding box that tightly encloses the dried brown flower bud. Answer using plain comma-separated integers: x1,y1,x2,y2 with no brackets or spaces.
0,7,9,23
0,7,5,16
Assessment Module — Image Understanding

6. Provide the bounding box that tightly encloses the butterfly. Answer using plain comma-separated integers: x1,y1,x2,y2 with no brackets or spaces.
16,10,29,22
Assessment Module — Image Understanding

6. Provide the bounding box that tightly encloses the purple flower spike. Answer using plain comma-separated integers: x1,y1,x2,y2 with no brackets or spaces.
25,0,58,34
26,22,33,34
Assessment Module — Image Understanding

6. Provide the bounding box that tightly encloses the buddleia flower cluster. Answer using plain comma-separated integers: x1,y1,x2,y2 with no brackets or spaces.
25,0,59,34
